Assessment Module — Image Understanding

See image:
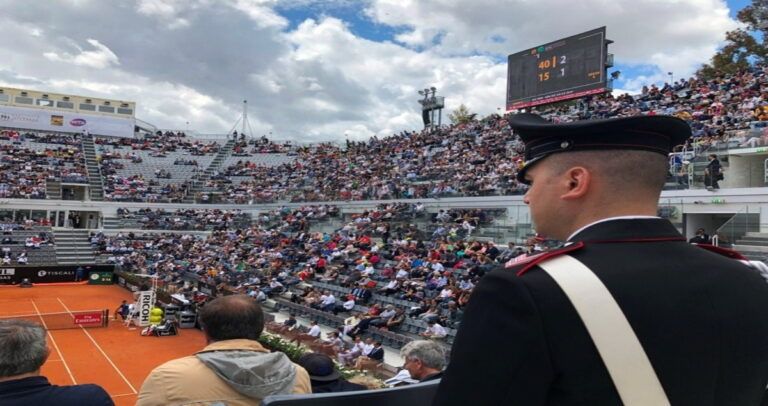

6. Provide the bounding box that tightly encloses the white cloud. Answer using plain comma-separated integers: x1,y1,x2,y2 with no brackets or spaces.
230,0,288,28
0,0,745,142
43,38,120,69
366,0,739,78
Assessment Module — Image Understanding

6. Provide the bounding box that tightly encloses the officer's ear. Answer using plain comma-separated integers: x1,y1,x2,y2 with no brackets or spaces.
560,166,590,200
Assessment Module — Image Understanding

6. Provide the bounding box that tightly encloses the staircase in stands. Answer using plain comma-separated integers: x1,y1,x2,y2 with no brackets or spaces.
81,134,105,201
182,138,236,203
54,229,97,265
45,179,62,200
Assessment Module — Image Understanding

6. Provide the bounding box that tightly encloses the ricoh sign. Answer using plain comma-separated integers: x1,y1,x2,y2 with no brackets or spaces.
138,290,156,327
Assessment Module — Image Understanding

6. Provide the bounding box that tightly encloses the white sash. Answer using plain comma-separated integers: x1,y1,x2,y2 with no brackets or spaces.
537,255,670,405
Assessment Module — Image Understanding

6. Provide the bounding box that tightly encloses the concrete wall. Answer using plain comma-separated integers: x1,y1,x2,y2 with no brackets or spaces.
725,154,767,188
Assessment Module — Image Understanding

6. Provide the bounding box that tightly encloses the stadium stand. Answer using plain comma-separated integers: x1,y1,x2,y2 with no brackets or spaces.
2,62,768,400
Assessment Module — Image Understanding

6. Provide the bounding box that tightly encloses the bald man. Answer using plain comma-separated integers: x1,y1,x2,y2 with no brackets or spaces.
138,295,311,405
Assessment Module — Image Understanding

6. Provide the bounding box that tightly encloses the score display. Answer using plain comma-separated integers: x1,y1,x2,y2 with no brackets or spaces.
506,27,609,110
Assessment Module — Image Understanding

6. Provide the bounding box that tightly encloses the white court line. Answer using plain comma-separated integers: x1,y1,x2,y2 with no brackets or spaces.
111,393,136,398
30,300,77,385
56,297,138,394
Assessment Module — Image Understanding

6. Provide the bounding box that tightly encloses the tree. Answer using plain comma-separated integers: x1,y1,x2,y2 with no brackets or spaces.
448,104,477,125
698,0,768,79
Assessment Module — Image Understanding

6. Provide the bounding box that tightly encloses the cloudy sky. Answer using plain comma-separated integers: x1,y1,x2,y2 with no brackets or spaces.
0,0,751,142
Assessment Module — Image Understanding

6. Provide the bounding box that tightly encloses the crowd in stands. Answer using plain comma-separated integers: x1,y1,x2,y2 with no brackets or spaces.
117,208,250,230
0,218,54,265
97,131,223,202
101,173,188,202
95,131,221,156
193,66,768,204
98,206,534,354
1,66,768,204
0,129,87,198
231,133,294,155
537,65,768,151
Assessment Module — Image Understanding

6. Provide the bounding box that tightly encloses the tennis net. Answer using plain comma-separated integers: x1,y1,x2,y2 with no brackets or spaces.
0,309,109,330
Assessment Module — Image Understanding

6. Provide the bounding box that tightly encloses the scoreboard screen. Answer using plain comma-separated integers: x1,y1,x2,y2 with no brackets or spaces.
506,27,608,110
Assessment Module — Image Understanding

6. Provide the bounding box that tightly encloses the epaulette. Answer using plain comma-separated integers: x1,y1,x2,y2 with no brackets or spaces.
505,241,585,276
693,243,747,260
695,243,768,283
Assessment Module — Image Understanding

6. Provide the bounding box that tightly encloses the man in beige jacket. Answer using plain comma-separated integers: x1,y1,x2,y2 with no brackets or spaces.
137,295,311,406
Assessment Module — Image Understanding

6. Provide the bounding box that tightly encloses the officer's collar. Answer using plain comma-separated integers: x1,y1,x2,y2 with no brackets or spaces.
567,217,683,243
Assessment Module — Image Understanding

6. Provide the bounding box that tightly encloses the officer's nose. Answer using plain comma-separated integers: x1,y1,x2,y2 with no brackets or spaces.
523,192,530,205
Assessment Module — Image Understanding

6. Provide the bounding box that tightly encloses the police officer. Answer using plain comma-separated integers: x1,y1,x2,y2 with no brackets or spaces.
434,114,768,405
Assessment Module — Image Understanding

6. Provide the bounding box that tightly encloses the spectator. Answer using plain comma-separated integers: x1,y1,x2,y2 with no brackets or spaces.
297,353,366,393
307,320,321,338
137,295,311,405
400,340,447,382
0,319,113,406
354,340,384,371
704,154,723,190
338,336,364,367
420,320,447,339
689,228,711,244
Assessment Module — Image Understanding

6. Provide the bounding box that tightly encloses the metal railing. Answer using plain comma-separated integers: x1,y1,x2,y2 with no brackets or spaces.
715,208,760,247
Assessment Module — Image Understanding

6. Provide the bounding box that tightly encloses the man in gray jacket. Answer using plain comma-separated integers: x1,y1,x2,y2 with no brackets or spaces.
137,295,311,405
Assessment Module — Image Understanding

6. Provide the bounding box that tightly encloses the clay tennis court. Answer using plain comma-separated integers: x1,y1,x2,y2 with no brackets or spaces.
0,284,207,405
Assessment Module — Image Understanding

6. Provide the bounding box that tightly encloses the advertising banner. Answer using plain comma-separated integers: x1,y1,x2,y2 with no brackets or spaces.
0,104,134,137
0,265,114,285
73,311,104,326
88,271,114,285
138,290,156,327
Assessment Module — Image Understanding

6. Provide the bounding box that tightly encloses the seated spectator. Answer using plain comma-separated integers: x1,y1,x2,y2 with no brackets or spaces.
689,228,711,244
420,320,448,340
350,286,372,304
307,320,322,338
283,314,298,331
379,278,401,296
15,251,27,265
442,301,463,328
297,353,366,393
137,295,311,405
400,340,447,382
354,340,385,371
341,312,362,337
318,291,337,312
338,336,365,367
369,305,397,328
0,319,113,406
334,295,355,315
383,308,406,331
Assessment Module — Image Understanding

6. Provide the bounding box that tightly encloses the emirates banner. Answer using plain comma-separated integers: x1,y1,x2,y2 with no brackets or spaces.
0,105,134,137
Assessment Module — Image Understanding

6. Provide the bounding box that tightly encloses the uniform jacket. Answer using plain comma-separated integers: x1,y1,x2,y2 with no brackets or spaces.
137,339,311,406
434,218,768,405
